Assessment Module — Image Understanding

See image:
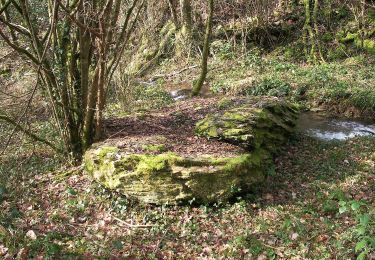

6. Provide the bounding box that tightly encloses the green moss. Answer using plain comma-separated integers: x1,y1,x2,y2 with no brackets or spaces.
223,110,249,121
338,31,375,53
195,118,219,138
217,98,233,110
84,148,270,205
195,99,298,152
222,151,265,172
136,153,179,174
97,146,119,160
141,144,167,153
361,39,375,53
339,32,357,43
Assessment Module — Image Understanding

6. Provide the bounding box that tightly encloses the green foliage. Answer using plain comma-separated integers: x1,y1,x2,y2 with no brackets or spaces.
211,40,234,60
246,78,291,97
350,88,375,110
107,83,173,116
133,84,174,110
338,199,375,259
243,50,265,72
210,80,229,94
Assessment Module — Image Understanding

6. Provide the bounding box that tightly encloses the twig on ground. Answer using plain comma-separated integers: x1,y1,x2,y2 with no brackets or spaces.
150,65,198,81
113,216,155,228
0,49,15,61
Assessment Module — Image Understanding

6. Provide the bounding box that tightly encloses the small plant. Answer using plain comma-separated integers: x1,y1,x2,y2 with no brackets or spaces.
210,80,229,94
243,49,265,72
338,200,375,259
211,40,234,60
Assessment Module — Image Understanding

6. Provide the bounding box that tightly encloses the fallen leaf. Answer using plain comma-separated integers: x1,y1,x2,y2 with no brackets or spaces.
25,230,37,240
291,233,299,240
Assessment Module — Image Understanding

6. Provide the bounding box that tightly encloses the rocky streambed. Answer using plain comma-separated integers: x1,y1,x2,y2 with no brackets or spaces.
84,97,299,205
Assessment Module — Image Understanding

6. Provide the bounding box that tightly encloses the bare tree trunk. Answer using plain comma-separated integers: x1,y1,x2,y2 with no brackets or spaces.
167,0,179,28
180,0,192,36
192,0,213,96
176,0,193,57
312,0,325,62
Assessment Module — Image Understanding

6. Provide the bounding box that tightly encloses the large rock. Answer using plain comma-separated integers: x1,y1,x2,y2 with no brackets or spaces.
83,97,298,205
84,147,270,205
195,98,299,153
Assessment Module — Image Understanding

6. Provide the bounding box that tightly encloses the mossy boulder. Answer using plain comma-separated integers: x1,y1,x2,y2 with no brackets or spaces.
84,97,298,205
84,147,269,205
195,98,299,153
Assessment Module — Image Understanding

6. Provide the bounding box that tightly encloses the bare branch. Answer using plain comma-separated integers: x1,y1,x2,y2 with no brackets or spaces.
0,28,39,64
0,0,11,15
0,113,62,153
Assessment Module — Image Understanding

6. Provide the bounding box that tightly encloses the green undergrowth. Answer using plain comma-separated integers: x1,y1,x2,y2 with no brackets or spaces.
106,81,173,117
206,50,375,115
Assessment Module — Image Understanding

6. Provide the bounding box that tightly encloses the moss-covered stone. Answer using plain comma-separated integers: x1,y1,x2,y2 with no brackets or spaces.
141,144,167,153
84,97,298,205
195,98,299,153
84,146,269,205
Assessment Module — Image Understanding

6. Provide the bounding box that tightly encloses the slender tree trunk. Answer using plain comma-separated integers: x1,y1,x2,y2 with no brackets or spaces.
303,0,317,63
167,0,179,28
312,0,325,62
192,0,213,96
359,0,366,48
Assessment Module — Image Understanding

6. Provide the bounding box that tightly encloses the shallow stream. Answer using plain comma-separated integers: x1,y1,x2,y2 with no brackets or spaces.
296,112,375,141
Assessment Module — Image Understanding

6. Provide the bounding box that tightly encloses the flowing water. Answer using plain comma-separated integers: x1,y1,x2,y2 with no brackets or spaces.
170,89,191,101
296,112,375,141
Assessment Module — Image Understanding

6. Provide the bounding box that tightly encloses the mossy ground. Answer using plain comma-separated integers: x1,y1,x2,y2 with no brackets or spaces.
1,135,374,258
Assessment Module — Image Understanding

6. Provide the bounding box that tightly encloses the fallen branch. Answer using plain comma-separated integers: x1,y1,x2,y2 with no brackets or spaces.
150,65,198,81
0,49,15,61
0,113,62,153
113,216,155,229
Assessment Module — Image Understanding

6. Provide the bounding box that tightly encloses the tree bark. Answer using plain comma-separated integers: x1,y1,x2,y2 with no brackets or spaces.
176,0,193,56
167,0,179,28
192,0,213,96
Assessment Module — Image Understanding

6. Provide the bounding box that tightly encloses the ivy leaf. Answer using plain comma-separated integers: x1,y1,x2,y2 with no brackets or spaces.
113,240,123,250
351,201,361,211
355,239,367,252
339,206,347,214
66,187,77,196
356,250,368,260
359,214,369,226
356,226,366,236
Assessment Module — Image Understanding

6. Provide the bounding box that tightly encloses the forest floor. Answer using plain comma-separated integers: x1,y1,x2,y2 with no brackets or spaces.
1,96,374,259
1,48,375,259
